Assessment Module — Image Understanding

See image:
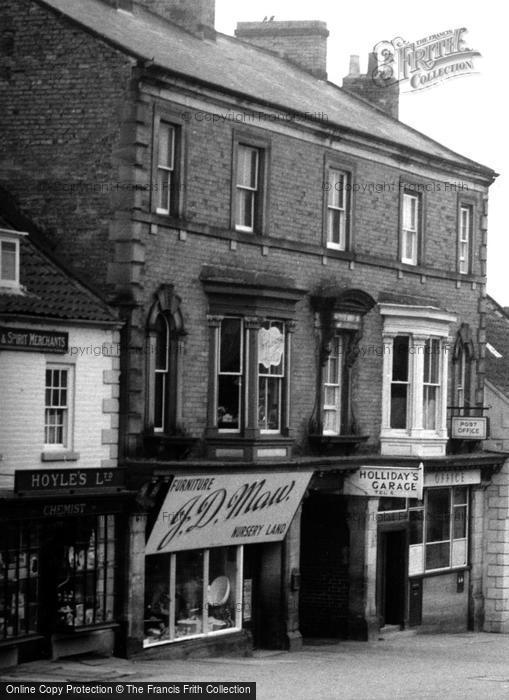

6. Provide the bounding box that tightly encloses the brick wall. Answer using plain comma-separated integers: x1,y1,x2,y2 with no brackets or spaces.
0,0,135,296
484,458,509,633
300,494,350,637
0,324,120,480
0,2,489,455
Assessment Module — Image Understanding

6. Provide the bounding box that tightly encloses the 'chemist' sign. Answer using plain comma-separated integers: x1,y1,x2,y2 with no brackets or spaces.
344,463,423,499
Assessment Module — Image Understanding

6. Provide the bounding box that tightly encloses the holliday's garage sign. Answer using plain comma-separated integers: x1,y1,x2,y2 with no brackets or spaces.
344,463,423,499
146,471,312,553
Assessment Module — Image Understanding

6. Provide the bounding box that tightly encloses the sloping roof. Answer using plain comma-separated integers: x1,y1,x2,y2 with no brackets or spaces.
37,0,494,177
486,295,509,399
0,215,118,324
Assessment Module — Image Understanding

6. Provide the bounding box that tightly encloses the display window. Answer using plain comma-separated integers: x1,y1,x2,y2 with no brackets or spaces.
144,546,242,647
53,515,116,630
0,522,40,640
409,486,468,575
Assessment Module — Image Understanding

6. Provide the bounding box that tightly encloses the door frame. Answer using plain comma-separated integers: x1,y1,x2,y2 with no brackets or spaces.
376,523,409,629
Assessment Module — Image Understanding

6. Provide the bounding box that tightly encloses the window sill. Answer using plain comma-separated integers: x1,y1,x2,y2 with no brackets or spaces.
53,622,119,636
41,451,80,463
409,565,470,580
308,434,369,456
205,434,294,461
143,435,198,460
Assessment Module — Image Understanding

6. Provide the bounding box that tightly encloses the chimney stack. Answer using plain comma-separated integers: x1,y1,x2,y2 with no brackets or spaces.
235,21,329,80
134,0,215,37
342,52,399,120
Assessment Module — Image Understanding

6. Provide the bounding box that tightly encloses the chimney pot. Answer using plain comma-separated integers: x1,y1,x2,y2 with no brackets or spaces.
348,55,360,76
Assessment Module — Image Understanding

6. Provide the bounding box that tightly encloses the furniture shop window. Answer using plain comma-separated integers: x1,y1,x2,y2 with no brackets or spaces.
326,169,350,250
323,334,345,434
458,204,472,274
55,515,116,630
217,317,243,432
144,546,242,647
0,237,19,286
235,145,260,232
401,192,420,265
44,365,72,448
423,338,441,430
258,320,285,433
408,487,468,575
390,336,410,429
0,522,40,640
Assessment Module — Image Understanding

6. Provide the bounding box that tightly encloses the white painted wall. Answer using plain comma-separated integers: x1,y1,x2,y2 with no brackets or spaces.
0,322,120,486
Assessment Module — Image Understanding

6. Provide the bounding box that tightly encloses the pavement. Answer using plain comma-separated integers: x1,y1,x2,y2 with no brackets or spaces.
2,632,509,699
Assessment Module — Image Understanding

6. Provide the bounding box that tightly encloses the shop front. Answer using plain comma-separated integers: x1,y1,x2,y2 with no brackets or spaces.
0,468,131,668
128,468,312,658
300,455,505,641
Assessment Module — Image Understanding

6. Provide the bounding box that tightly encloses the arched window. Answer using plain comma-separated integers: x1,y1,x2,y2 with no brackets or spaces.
146,286,185,434
452,324,476,414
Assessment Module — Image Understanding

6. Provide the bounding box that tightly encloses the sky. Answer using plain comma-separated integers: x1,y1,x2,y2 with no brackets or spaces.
215,0,508,304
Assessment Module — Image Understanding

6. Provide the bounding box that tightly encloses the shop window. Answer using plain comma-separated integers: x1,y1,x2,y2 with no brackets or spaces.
55,515,116,629
144,546,242,647
408,487,468,575
44,365,73,448
0,523,40,640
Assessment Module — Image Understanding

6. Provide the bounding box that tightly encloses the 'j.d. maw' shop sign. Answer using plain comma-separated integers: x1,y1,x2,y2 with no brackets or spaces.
146,471,312,553
343,463,423,499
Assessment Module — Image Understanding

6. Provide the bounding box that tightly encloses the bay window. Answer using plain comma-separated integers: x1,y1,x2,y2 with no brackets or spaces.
214,317,288,435
258,320,285,433
380,303,456,457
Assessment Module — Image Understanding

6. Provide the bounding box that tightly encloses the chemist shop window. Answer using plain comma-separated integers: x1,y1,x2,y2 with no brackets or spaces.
408,487,468,575
54,515,116,630
0,522,40,640
144,547,243,647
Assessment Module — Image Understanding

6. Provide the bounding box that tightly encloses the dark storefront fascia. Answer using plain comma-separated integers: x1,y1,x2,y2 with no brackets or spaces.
0,469,134,668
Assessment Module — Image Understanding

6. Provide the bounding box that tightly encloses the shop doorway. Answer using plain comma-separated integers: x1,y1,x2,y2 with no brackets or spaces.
379,529,406,628
242,545,262,648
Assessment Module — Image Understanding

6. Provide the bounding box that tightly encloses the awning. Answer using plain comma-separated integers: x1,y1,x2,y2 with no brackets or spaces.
146,470,313,554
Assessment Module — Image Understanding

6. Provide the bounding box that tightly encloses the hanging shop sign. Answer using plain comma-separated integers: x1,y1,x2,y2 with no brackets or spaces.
424,469,481,487
146,470,313,554
343,463,423,499
451,416,487,440
15,467,126,494
0,325,68,353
